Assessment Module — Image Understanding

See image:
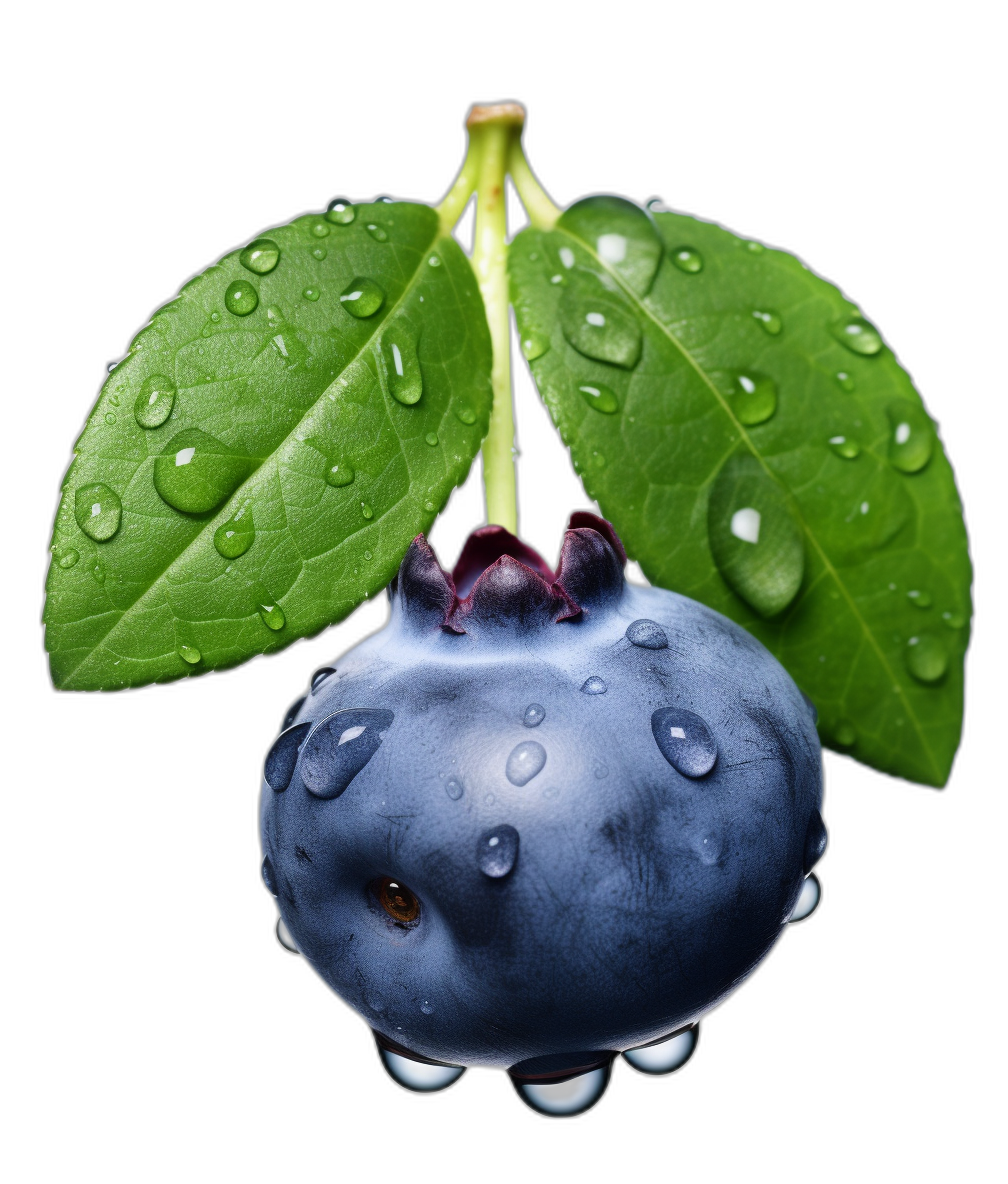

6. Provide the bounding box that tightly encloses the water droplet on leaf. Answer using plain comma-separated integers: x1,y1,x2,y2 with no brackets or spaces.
310,220,329,238
834,720,857,747
907,588,932,608
829,435,861,459
176,643,201,665
905,633,948,683
728,371,777,425
58,548,79,569
832,315,882,356
239,238,280,275
340,277,385,318
365,222,388,242
559,195,663,296
836,371,855,392
312,246,327,260
578,382,619,414
224,279,258,316
74,483,122,542
425,431,438,447
153,429,251,514
361,502,373,520
326,198,355,225
522,332,550,360
887,403,934,473
454,404,476,425
91,559,106,584
752,309,782,335
325,461,355,488
213,503,254,558
560,281,642,369
258,600,286,631
672,247,703,273
134,374,177,428
302,286,320,302
380,322,423,405
942,610,966,630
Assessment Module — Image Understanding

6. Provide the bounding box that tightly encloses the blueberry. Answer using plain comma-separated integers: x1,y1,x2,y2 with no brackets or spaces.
259,513,824,1112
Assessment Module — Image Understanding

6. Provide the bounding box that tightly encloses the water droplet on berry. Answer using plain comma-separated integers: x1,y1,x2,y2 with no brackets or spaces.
213,502,254,559
445,776,463,801
239,238,280,275
581,676,607,695
523,703,546,727
276,917,299,953
512,1064,611,1117
651,707,717,778
134,374,176,428
578,382,619,414
311,667,336,694
224,279,258,316
340,277,385,318
626,619,668,649
477,825,519,878
789,873,821,922
376,1044,465,1092
506,740,547,786
832,315,882,355
300,708,395,799
671,247,703,273
623,1025,698,1075
752,308,782,335
905,633,948,683
74,483,121,542
264,722,312,792
326,198,355,225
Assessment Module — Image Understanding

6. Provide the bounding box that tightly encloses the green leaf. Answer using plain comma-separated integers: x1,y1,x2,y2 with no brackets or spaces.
510,196,971,786
46,202,491,690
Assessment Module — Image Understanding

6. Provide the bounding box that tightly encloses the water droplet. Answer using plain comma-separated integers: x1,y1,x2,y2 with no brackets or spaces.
560,281,642,369
477,825,519,878
651,707,717,778
425,431,438,447
104,412,117,425
836,371,855,392
728,371,777,425
522,332,550,361
311,667,335,694
834,720,857,747
580,676,607,695
829,435,861,459
276,917,299,954
905,633,948,683
623,1025,698,1075
671,247,703,273
423,500,436,513
376,1043,465,1093
577,382,619,414
420,1000,433,1015
300,708,394,799
789,873,821,922
445,776,464,800
379,322,423,406
428,254,441,267
224,279,258,317
326,198,355,225
523,703,545,728
804,809,828,873
746,240,765,253
506,740,547,786
361,502,373,520
239,238,280,275
134,373,177,428
213,502,254,559
887,403,934,473
310,220,329,238
907,588,932,608
258,599,286,632
832,314,882,356
91,559,106,584
264,721,312,792
325,461,355,488
58,548,79,569
176,643,201,665
454,404,477,425
302,286,320,302
942,610,966,630
261,855,277,895
558,247,576,269
512,1064,611,1117
560,195,664,296
339,276,385,318
625,619,668,649
312,246,327,260
74,483,122,542
153,429,251,514
708,454,804,617
365,222,388,242
752,309,782,335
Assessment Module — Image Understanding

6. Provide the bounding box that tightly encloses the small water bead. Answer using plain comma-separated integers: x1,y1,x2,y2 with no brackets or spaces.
905,633,948,683
340,277,385,318
506,740,547,787
523,703,546,727
790,874,821,922
626,619,668,649
134,373,177,428
445,776,464,800
224,279,259,317
239,238,280,275
74,483,122,542
428,254,441,267
258,600,286,631
829,435,861,459
887,404,934,473
58,548,79,569
176,643,201,665
832,314,882,356
420,1000,433,1015
302,286,320,302
834,720,857,747
312,246,327,260
907,588,932,608
672,247,703,273
381,323,423,406
325,461,355,488
578,382,619,414
942,610,966,629
521,332,550,360
729,371,777,425
836,371,855,392
425,432,439,446
752,309,782,335
454,404,477,425
376,1045,465,1093
326,198,355,225
423,499,437,513
365,223,388,242
105,412,117,425
746,240,766,253
276,917,299,954
623,1025,699,1075
310,220,329,238
213,503,254,559
361,502,374,520
513,1065,611,1118
153,429,251,514
581,676,607,695
91,559,106,584
477,825,519,878
651,707,718,778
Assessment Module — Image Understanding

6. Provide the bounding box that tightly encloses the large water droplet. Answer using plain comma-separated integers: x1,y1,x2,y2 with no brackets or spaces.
276,917,299,953
832,314,882,356
581,676,607,695
829,435,861,459
728,371,777,425
626,619,668,649
477,825,519,878
300,709,395,799
445,776,464,800
213,502,254,559
258,599,286,631
506,740,547,786
671,247,703,274
559,196,663,296
622,1025,698,1075
239,238,280,275
264,721,312,792
380,322,423,405
577,382,619,414
326,198,355,225
905,633,948,683
365,222,388,242
887,402,934,473
376,1042,465,1092
176,643,201,666
651,707,717,778
559,276,642,369
340,277,385,318
261,855,277,895
224,279,259,316
523,703,545,728
512,1064,612,1117
74,483,122,542
804,809,828,873
789,873,821,922
708,454,804,617
325,460,355,488
134,374,177,428
752,309,782,335
153,429,251,514
522,331,550,361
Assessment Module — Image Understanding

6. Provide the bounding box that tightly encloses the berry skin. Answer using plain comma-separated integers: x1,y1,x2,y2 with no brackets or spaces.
260,513,824,1104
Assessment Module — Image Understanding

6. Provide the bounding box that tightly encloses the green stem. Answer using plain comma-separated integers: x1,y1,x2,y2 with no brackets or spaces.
507,136,562,230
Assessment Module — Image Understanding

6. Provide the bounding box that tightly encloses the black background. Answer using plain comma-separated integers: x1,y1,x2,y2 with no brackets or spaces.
33,76,985,1146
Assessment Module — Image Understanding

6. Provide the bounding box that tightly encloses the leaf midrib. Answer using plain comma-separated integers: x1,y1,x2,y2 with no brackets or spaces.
553,224,943,784
56,223,447,688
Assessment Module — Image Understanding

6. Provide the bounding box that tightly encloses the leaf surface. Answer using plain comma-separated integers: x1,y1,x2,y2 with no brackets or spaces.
46,202,491,689
510,197,971,785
